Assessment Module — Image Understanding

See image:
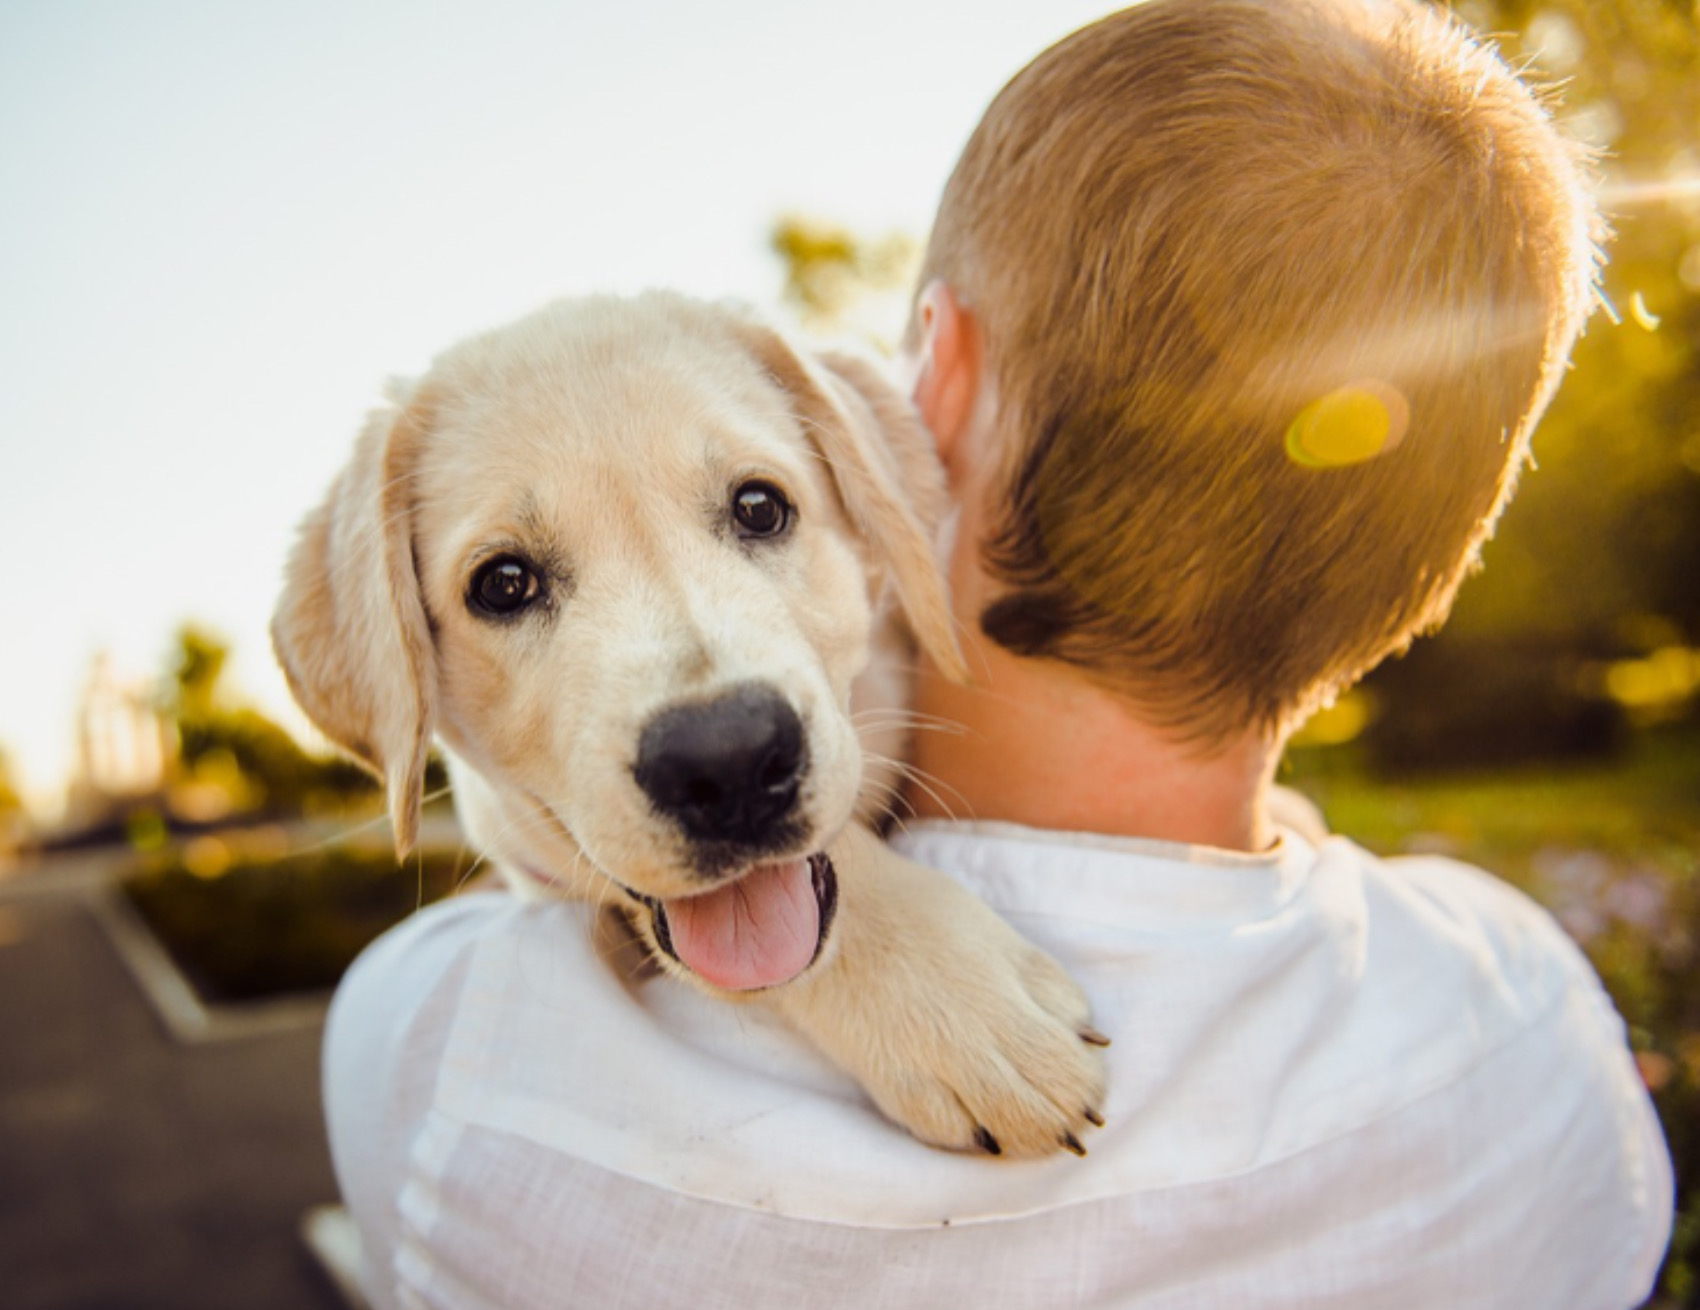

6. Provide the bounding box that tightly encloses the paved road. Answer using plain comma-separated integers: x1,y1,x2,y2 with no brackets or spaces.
0,856,345,1310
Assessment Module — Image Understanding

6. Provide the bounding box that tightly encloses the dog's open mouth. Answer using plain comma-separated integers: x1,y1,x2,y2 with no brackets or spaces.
640,853,837,991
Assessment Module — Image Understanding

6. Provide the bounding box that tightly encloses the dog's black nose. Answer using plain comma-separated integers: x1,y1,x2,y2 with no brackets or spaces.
634,685,806,845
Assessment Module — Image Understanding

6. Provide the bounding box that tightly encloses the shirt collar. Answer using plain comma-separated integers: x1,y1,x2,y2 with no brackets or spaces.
890,817,1317,934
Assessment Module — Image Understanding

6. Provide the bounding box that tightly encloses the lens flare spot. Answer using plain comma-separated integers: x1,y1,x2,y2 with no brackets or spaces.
1285,381,1409,469
1629,290,1661,332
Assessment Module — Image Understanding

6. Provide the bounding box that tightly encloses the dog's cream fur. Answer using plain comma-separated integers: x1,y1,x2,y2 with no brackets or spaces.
274,292,1104,1156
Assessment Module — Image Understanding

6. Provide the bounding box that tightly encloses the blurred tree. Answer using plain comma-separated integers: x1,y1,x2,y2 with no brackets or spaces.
158,623,376,817
1434,0,1700,643
169,624,227,722
1355,1,1700,764
770,215,918,344
0,746,25,846
0,748,21,817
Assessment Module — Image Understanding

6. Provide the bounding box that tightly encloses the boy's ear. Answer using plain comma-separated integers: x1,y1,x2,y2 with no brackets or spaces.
908,280,981,480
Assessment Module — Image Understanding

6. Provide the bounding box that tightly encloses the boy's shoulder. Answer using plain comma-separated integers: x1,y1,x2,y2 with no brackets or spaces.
1345,837,1608,1013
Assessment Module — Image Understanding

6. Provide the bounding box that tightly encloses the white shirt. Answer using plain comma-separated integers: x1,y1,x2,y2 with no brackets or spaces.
324,821,1672,1309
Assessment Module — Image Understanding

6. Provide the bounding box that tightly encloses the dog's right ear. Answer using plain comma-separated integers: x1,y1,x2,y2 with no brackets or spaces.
728,320,969,684
272,381,438,856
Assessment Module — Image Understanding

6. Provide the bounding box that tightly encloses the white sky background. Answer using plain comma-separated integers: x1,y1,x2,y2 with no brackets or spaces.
0,0,1115,811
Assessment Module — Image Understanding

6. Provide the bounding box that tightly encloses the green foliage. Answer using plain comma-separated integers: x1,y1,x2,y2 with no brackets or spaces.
770,215,918,341
0,747,20,818
166,624,228,721
122,842,467,1001
1441,289,1700,651
1434,0,1700,650
1347,3,1700,769
158,622,378,815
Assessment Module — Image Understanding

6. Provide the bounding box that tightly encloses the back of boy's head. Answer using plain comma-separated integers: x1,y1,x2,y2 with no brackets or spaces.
918,0,1600,742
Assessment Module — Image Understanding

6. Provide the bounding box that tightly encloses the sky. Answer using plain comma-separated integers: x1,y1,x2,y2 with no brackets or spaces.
0,0,1116,812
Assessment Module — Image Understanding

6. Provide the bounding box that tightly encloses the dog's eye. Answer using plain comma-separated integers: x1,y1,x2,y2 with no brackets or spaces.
468,556,543,617
731,481,792,541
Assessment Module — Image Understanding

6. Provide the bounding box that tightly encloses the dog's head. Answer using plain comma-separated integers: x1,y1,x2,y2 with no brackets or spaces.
273,293,962,990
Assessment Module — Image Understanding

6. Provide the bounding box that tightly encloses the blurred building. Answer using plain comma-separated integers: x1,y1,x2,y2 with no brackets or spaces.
61,652,174,836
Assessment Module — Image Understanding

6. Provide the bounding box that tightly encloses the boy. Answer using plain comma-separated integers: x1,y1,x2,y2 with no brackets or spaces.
324,2,1672,1305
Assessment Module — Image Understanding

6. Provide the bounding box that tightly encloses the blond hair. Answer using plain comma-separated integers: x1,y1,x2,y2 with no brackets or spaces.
919,0,1600,740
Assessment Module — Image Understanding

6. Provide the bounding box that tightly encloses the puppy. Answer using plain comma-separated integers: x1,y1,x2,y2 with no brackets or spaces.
274,292,1105,1157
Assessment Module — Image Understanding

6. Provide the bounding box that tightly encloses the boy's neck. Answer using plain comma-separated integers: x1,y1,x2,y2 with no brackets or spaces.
905,635,1280,853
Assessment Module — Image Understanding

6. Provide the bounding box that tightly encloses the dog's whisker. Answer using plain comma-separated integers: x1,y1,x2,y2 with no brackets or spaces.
272,783,457,864
856,768,906,821
413,848,433,910
851,712,970,739
877,663,1041,719
453,844,495,896
452,845,496,891
862,751,971,823
867,767,921,816
450,861,478,896
568,843,605,899
881,808,916,837
850,705,965,728
439,799,588,899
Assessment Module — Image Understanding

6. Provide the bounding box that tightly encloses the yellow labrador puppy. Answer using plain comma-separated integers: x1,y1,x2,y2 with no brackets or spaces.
274,292,1105,1157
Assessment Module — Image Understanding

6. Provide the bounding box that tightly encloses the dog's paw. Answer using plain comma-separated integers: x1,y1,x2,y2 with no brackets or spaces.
865,926,1110,1159
768,827,1108,1158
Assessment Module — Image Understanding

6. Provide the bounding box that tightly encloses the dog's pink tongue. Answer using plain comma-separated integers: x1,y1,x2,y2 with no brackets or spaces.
665,858,818,991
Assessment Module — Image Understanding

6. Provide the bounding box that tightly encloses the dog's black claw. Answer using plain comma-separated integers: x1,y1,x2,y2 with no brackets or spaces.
974,1126,1002,1156
1062,1132,1087,1157
1079,1026,1112,1048
1084,1107,1106,1128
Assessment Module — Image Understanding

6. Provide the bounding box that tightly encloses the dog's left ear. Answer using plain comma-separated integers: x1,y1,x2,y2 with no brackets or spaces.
732,322,968,683
271,380,439,855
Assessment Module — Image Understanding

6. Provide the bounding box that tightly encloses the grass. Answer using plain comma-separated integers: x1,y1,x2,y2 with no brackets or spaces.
1284,726,1700,888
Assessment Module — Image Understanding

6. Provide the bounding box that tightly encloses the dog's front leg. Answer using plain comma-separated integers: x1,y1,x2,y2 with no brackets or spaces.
764,824,1108,1158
